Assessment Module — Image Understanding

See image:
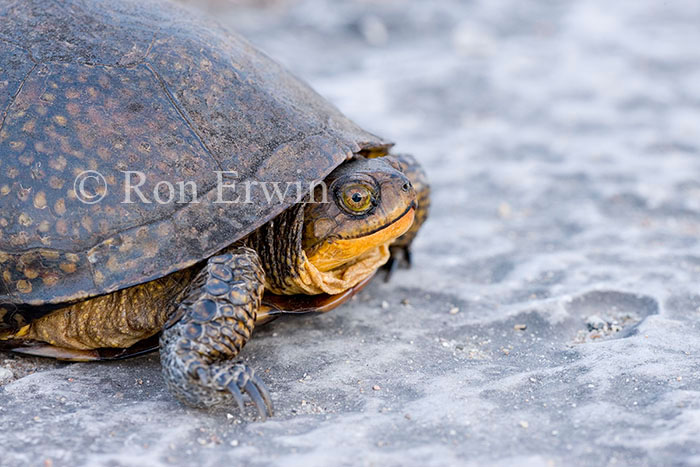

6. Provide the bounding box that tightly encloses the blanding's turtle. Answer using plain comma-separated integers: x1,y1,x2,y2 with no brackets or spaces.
0,0,429,417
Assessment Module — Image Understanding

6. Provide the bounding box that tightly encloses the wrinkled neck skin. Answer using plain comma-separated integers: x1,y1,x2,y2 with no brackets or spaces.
246,205,390,296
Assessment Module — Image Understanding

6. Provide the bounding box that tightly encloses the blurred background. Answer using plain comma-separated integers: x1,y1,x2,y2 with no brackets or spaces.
4,1,700,465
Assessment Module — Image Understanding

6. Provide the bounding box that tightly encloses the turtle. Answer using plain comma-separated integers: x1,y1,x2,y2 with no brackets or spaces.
0,0,430,418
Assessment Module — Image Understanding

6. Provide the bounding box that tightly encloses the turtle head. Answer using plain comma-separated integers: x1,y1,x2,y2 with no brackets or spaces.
302,157,416,272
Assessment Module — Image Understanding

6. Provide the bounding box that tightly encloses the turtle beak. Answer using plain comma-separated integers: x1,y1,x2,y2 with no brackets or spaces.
381,170,416,220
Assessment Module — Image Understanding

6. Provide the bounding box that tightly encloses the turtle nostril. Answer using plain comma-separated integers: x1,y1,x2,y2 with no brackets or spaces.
402,182,412,192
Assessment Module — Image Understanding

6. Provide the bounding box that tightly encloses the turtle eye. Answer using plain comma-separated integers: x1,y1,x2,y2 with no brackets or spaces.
340,184,373,214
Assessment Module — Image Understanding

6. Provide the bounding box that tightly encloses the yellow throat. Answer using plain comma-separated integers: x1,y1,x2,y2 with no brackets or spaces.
272,208,415,296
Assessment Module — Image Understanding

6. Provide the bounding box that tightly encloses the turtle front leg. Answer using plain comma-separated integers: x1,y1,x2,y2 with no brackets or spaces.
383,154,430,278
159,247,273,418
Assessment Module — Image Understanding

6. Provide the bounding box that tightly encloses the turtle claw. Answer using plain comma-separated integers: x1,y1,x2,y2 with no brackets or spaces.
403,248,413,267
244,380,268,420
383,256,398,282
225,379,245,413
223,363,273,420
383,246,412,282
251,372,274,417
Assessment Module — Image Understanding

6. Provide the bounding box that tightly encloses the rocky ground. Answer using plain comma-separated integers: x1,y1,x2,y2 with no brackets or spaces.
2,0,700,465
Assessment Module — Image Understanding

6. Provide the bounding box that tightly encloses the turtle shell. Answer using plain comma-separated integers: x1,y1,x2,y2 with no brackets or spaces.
0,0,390,325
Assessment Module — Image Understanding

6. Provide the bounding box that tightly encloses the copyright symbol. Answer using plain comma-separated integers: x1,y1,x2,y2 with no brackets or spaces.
74,170,107,204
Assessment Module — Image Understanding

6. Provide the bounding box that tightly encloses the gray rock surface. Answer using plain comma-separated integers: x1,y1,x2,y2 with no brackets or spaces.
2,0,700,465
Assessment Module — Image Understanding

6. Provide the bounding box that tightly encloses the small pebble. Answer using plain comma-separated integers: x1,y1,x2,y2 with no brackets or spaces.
498,202,512,218
372,385,381,391
586,315,606,331
449,307,460,315
230,440,239,447
514,324,527,331
519,420,529,429
381,301,389,309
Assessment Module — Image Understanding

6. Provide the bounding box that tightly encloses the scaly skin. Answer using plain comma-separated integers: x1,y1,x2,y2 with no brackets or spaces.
159,247,272,417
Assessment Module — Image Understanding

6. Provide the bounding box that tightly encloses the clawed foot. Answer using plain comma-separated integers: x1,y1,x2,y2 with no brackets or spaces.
383,245,412,282
194,362,273,420
160,247,271,418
